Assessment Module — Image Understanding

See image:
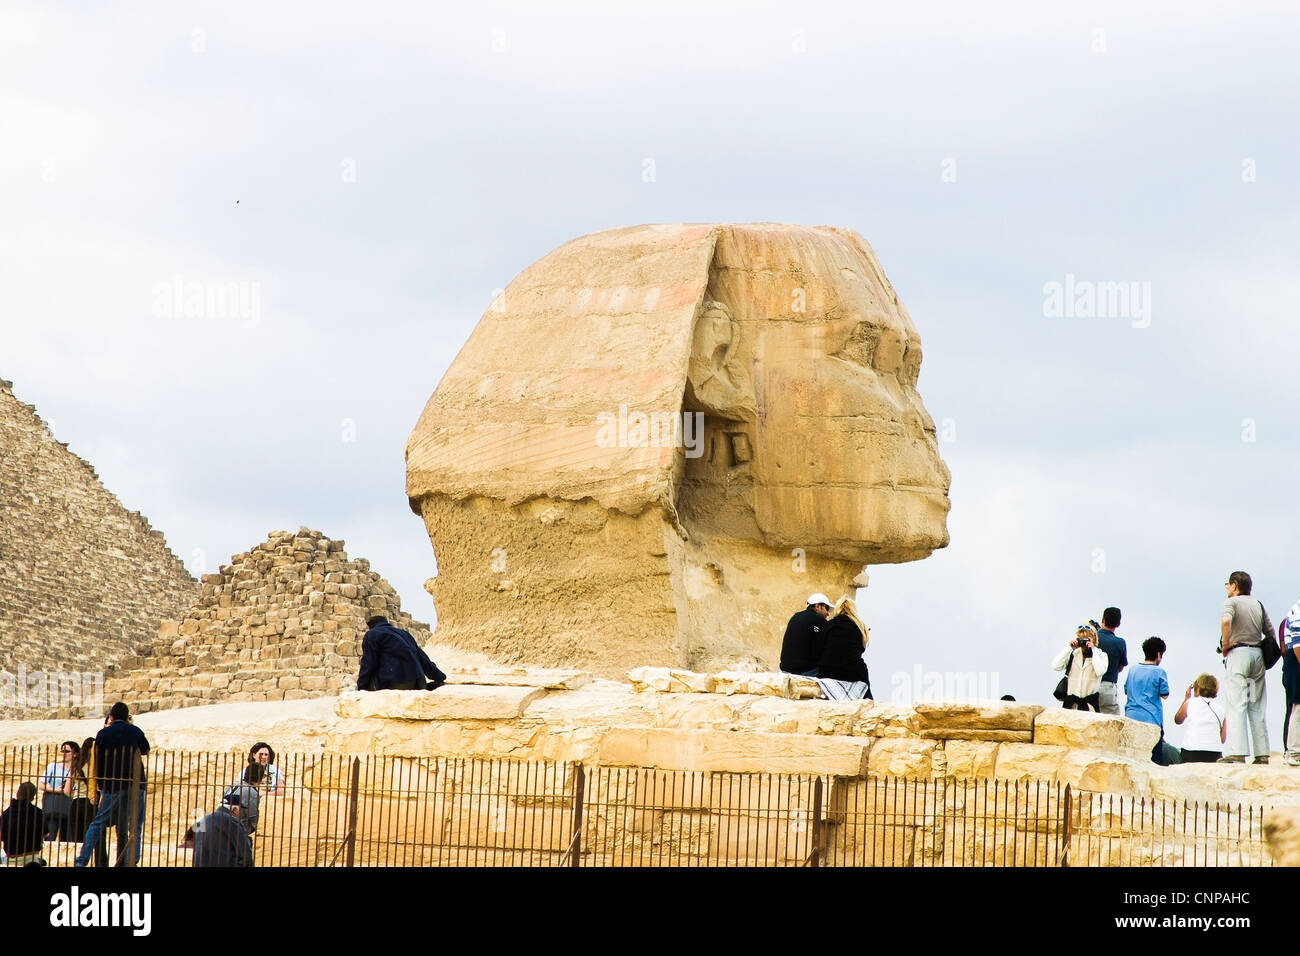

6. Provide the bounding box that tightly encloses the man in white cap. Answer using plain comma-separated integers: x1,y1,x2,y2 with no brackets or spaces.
779,593,833,676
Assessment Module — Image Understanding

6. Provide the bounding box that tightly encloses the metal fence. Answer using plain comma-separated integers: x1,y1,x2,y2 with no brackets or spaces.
0,746,1273,867
1064,790,1272,867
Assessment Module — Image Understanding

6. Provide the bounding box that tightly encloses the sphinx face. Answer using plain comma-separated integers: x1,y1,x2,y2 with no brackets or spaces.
681,226,950,564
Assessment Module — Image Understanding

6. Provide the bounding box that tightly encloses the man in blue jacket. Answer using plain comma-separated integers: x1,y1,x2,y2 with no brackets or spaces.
357,615,447,691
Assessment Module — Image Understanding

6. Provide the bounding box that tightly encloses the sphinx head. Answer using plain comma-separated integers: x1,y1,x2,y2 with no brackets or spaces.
406,223,950,674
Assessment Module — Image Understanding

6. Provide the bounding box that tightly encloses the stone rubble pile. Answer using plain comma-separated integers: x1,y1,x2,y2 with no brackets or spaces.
103,527,430,713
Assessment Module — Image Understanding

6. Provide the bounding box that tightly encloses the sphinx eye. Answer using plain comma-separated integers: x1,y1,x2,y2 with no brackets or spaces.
834,324,881,368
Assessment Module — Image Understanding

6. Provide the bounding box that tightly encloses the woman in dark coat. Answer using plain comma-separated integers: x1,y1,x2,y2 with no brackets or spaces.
816,596,873,698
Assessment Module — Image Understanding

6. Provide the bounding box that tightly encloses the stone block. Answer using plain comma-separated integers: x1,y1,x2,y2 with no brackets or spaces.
911,699,1041,740
335,686,546,721
994,743,1068,781
711,671,822,699
866,738,934,777
851,703,919,739
596,727,869,775
626,667,715,693
446,667,592,691
1056,751,1147,794
1032,708,1160,759
942,740,1000,778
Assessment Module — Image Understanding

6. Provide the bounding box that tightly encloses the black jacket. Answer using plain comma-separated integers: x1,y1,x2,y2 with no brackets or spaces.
193,807,253,867
95,719,150,793
1,799,44,856
816,615,872,690
779,607,827,675
357,622,447,691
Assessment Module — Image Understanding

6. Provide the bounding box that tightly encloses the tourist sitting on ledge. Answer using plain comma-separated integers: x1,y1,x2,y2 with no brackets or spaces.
779,593,832,677
814,596,873,701
357,614,447,691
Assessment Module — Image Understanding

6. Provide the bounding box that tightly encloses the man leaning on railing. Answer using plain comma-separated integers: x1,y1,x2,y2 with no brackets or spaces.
193,791,254,867
74,701,150,867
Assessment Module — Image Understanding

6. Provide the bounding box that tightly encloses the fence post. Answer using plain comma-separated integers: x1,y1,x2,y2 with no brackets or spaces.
569,763,585,867
345,757,361,868
808,777,824,868
1061,784,1072,868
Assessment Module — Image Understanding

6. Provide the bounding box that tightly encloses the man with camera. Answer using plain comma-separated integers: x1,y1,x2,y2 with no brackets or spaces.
1051,622,1110,712
1218,571,1274,764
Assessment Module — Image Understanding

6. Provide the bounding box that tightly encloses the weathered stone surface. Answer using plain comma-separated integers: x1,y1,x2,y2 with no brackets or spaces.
336,686,545,722
994,743,1068,781
1265,808,1300,866
448,667,590,690
1057,751,1150,794
596,727,870,775
913,699,1042,732
917,728,1033,742
851,702,918,738
942,741,1000,778
627,667,715,694
1032,708,1160,759
866,739,936,777
712,671,821,699
406,224,951,677
0,379,199,718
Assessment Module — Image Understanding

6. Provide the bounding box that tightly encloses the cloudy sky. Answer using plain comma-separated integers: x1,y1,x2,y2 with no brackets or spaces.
4,1,1298,745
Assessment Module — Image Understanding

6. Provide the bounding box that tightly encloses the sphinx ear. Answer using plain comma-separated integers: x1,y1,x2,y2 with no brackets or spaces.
685,300,749,419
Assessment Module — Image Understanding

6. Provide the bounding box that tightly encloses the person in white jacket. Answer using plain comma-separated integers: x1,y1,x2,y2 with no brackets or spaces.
1052,622,1109,712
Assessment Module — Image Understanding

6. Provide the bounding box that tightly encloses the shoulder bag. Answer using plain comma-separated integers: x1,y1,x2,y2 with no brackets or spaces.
1260,601,1282,669
1053,647,1075,702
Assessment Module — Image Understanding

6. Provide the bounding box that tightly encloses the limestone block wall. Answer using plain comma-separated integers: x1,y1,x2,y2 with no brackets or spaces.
103,528,431,713
0,378,199,718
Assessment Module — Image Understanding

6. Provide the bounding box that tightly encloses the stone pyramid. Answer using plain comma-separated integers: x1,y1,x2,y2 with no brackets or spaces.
0,378,199,718
104,527,432,712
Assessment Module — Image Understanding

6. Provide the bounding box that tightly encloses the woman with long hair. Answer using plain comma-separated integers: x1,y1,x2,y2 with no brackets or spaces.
75,736,107,865
243,742,280,794
815,595,873,700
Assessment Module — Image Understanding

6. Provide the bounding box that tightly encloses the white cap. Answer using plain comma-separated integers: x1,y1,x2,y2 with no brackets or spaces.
807,593,832,607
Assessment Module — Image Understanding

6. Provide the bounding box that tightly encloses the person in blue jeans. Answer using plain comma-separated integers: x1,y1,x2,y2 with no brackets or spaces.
1125,636,1173,765
74,702,149,867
